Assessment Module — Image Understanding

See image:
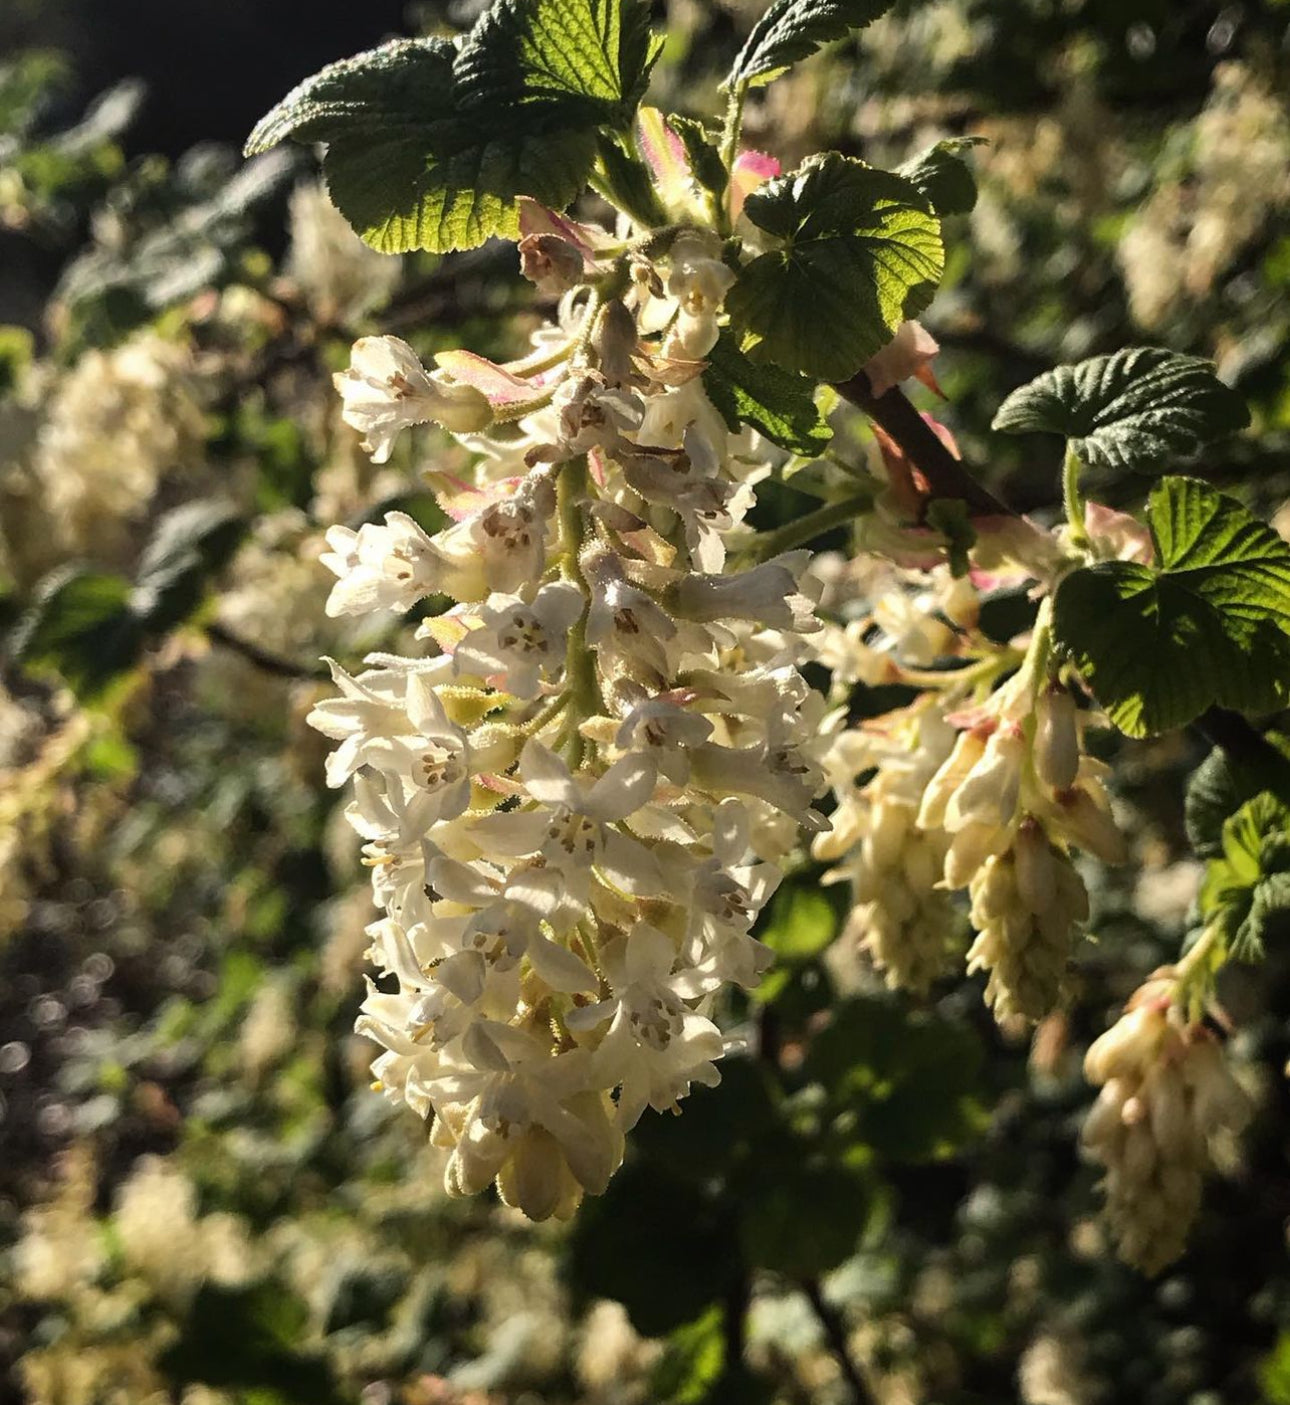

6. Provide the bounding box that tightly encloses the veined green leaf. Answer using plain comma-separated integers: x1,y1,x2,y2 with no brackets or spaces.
726,0,897,89
244,0,660,253
1053,477,1290,737
704,330,833,455
726,154,943,382
896,136,986,216
1200,792,1290,962
992,346,1249,473
12,567,143,700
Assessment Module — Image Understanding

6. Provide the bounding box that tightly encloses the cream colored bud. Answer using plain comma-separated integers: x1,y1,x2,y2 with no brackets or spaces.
1035,686,1080,792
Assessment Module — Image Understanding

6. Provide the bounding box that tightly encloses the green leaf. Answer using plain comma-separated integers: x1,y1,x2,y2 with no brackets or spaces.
666,115,728,198
650,1308,727,1405
1053,477,1290,737
992,346,1250,473
801,997,986,1163
1186,738,1290,859
245,1,661,253
703,330,833,455
1200,792,1290,962
726,154,943,383
132,501,246,632
896,137,986,216
736,1155,876,1276
565,1160,738,1335
12,567,143,700
726,0,897,89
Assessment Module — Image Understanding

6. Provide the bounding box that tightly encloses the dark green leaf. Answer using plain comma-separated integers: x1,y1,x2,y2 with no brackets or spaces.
1186,739,1290,859
132,501,246,631
896,136,986,216
727,154,943,382
245,1,661,253
12,567,143,699
565,1160,738,1335
1053,478,1290,737
726,0,897,89
704,330,833,455
737,1155,876,1276
801,997,986,1163
992,346,1250,473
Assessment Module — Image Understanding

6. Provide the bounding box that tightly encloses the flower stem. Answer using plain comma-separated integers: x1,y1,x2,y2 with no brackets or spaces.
750,492,872,560
556,456,601,765
1063,443,1089,547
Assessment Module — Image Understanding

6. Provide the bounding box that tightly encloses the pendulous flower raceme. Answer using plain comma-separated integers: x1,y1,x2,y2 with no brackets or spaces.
273,2,1267,1255
1081,955,1252,1274
309,222,829,1219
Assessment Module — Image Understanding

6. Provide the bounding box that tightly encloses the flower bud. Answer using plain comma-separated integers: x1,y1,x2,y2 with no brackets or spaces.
518,233,586,295
1035,686,1080,792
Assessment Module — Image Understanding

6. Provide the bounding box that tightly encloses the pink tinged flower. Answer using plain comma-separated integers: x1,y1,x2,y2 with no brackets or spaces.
334,335,491,463
863,320,942,399
1085,502,1155,564
433,350,564,411
518,233,586,295
729,149,781,224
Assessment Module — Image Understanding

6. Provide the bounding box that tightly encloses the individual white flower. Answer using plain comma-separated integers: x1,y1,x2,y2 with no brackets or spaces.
614,687,714,784
567,922,725,1128
335,335,492,462
320,511,446,617
451,580,585,698
470,741,664,917
672,556,819,633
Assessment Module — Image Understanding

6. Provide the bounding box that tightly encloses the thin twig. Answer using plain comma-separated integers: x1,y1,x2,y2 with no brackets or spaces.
205,622,329,681
802,1279,876,1405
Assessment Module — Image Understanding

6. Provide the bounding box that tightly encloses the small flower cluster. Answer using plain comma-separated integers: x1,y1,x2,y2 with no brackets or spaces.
1082,961,1251,1273
814,567,1127,1022
310,217,825,1217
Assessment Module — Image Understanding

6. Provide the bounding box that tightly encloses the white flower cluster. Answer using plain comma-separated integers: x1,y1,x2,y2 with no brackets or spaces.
815,701,964,994
1082,965,1251,1274
814,577,1126,1022
310,231,825,1218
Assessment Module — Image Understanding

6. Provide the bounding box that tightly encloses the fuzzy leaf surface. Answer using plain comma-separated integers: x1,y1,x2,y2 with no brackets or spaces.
1053,477,1290,737
726,0,897,88
726,154,943,382
704,330,833,455
244,1,659,253
992,346,1249,472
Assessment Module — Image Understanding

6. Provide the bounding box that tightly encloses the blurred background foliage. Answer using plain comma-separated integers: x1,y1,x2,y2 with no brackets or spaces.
1,2,1290,1403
